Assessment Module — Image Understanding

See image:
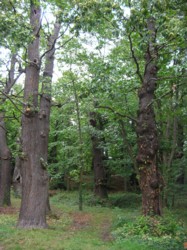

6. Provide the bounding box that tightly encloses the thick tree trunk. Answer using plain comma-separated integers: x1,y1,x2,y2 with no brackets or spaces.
90,112,108,199
0,113,11,206
18,114,49,228
18,6,61,227
18,1,48,228
136,18,163,216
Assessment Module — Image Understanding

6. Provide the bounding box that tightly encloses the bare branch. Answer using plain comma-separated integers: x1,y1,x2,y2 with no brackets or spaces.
55,36,75,50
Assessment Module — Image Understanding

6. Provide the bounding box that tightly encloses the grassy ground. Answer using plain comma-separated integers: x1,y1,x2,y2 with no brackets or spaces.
0,191,186,250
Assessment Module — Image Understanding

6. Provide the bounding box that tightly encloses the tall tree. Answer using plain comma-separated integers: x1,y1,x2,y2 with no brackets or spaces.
18,0,47,228
18,1,60,228
17,0,61,228
18,0,61,227
135,17,163,215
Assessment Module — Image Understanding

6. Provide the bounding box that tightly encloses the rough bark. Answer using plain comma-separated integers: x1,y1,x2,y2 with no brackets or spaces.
136,18,163,216
90,112,108,199
18,1,49,229
0,114,11,206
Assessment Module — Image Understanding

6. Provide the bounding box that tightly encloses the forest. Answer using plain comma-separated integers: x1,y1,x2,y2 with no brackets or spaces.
0,0,187,249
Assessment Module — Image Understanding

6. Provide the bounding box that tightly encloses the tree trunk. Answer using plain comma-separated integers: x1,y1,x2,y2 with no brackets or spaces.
136,18,163,216
13,156,22,197
71,76,85,210
90,112,108,199
18,1,49,229
39,19,61,213
0,54,19,206
18,5,61,227
0,113,11,206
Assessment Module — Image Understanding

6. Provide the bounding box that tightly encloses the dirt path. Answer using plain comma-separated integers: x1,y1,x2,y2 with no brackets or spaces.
101,219,114,242
68,210,113,242
70,212,92,230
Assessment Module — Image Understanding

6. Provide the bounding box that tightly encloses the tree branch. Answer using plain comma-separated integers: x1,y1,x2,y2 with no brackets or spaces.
55,36,75,50
128,32,143,83
97,105,137,123
9,0,16,13
51,99,72,108
0,90,24,115
146,80,187,108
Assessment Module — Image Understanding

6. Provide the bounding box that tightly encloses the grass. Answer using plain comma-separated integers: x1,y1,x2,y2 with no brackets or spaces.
0,191,186,250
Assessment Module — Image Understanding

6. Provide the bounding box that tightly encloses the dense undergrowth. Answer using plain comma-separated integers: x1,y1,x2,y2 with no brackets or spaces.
0,191,186,250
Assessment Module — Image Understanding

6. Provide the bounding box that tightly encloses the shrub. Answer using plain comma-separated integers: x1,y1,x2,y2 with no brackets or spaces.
112,214,187,250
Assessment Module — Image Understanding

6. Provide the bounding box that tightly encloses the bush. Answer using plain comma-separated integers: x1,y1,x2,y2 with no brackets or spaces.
112,214,187,250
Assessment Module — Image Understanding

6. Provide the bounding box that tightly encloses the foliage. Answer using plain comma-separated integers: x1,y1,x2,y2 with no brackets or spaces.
0,1,33,50
112,213,187,250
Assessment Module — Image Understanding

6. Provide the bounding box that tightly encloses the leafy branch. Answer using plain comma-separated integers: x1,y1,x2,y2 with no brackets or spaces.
146,80,187,109
128,31,143,83
97,105,137,123
0,90,24,115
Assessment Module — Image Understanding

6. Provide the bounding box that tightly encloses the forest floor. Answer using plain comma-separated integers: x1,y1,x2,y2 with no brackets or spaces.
0,191,186,250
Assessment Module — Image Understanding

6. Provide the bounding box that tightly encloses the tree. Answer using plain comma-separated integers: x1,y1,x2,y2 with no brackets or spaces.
135,17,163,215
18,0,60,228
18,0,48,228
126,0,186,214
